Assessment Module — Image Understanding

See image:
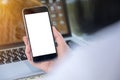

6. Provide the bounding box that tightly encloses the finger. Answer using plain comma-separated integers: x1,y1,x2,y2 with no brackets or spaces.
52,26,65,44
23,36,29,45
25,45,32,61
52,26,62,38
23,36,32,61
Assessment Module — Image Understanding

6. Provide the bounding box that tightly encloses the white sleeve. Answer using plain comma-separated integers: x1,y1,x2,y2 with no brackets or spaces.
40,25,120,80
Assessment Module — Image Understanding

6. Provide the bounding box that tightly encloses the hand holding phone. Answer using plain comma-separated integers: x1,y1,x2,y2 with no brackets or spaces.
23,6,57,62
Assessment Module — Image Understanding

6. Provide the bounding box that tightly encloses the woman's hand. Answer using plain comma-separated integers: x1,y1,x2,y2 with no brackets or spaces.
23,26,70,73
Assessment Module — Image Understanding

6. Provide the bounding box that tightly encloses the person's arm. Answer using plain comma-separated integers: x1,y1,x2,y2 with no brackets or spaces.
23,26,70,72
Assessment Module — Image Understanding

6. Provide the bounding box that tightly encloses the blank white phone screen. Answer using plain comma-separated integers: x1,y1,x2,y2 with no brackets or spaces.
25,12,56,57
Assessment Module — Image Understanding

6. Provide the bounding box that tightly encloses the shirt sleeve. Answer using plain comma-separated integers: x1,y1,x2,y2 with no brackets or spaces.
40,25,120,80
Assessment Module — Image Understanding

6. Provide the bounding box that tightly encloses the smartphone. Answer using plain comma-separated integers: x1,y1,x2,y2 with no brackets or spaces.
23,6,57,62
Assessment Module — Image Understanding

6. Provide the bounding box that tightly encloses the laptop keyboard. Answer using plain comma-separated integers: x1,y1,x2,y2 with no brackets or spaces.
0,46,27,65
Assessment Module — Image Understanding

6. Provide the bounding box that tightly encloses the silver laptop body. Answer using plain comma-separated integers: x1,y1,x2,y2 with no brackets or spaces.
0,42,44,80
0,0,87,79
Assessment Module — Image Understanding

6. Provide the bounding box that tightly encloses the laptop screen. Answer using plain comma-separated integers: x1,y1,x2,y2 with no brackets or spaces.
41,0,71,37
0,0,71,47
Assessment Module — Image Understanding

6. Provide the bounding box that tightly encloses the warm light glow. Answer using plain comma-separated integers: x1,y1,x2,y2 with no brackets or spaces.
1,0,8,5
0,0,42,45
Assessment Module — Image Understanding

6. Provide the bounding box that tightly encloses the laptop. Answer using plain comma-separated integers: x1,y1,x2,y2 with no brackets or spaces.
0,0,86,80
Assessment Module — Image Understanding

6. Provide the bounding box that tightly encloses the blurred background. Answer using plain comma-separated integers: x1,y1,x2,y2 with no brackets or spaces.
66,0,83,35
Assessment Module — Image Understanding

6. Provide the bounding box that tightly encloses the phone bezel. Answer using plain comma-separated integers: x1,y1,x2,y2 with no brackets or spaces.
22,6,57,62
